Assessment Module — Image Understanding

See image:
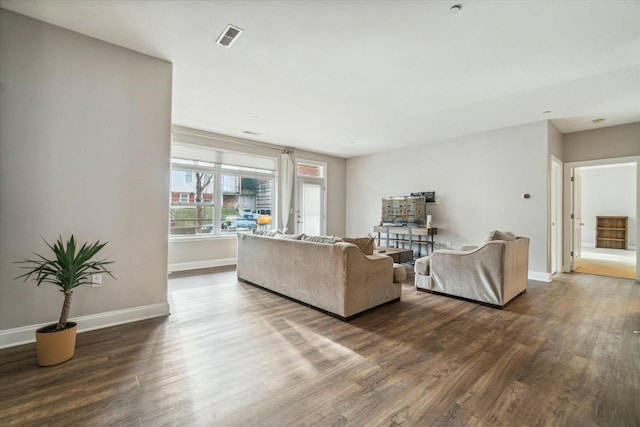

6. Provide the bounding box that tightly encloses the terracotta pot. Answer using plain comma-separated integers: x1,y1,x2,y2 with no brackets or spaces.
35,322,77,366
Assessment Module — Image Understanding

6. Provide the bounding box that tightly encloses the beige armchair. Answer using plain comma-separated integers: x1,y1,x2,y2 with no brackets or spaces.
414,232,529,308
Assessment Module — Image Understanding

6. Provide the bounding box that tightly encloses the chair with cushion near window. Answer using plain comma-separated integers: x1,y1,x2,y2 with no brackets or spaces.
414,231,529,308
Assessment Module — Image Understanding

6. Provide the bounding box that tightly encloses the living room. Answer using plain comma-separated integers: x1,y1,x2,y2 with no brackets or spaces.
1,1,639,425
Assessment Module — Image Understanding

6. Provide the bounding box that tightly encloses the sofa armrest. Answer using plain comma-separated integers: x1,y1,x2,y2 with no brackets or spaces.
342,245,398,317
502,237,529,303
414,256,430,275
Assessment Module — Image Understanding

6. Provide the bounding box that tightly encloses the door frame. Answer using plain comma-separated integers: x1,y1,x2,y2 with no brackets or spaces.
550,156,563,274
294,159,327,235
563,155,640,281
571,166,583,271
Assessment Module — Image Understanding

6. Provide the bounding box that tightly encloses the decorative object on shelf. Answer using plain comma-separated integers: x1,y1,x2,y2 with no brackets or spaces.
411,191,436,203
15,235,115,366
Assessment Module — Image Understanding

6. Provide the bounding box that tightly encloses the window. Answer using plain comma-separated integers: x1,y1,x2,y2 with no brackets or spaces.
170,167,214,235
170,143,276,237
297,162,324,178
221,174,273,233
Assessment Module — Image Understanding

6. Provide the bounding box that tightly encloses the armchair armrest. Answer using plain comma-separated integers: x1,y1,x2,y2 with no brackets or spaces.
430,243,506,305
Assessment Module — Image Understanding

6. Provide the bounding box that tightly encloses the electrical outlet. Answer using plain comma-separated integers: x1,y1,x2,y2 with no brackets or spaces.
434,241,440,249
91,274,102,288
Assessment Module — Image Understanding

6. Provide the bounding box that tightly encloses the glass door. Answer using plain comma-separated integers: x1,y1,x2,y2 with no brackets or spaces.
296,178,325,235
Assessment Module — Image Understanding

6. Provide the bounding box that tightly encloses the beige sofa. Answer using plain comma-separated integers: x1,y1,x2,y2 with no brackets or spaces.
237,232,401,320
414,232,529,308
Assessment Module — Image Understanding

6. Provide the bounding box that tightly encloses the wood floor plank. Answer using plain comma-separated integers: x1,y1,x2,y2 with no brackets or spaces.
1,270,638,426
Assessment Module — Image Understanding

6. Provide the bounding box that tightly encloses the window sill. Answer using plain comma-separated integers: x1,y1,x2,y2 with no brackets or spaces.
169,234,239,243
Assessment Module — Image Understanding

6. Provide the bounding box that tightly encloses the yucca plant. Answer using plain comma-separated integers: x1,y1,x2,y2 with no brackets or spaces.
16,235,115,331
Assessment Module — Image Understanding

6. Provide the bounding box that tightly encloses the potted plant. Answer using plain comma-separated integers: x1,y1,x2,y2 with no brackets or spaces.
16,235,114,366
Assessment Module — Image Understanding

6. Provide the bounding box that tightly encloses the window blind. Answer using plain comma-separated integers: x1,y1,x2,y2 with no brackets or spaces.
172,142,277,171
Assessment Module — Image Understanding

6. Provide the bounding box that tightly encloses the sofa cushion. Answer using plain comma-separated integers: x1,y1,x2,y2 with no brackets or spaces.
274,233,304,240
252,229,280,237
302,235,344,244
414,256,430,275
342,237,375,255
486,230,516,242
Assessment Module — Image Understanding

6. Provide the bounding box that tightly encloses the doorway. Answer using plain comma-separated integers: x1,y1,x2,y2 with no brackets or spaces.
295,160,327,235
569,162,637,280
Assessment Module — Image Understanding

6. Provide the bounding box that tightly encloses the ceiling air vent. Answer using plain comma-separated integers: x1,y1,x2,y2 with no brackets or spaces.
216,24,243,48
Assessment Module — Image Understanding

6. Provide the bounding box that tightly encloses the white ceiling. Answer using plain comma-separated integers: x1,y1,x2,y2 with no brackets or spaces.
1,0,639,158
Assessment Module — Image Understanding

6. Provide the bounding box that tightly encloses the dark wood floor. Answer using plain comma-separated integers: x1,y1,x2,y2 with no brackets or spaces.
1,271,639,426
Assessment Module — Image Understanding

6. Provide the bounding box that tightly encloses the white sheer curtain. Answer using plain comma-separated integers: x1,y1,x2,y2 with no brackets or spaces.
281,152,294,232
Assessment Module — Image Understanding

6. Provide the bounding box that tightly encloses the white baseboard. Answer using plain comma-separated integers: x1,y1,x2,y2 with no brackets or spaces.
528,271,552,282
168,258,237,273
0,302,170,349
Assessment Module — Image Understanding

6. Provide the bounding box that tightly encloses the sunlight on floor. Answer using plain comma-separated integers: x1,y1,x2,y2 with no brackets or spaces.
575,246,637,280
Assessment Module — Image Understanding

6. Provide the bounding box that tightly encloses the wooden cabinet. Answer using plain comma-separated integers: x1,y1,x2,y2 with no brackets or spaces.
595,216,628,250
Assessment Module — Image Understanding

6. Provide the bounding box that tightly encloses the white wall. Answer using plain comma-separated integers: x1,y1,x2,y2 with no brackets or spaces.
167,127,346,271
0,10,172,342
346,121,549,275
581,164,636,248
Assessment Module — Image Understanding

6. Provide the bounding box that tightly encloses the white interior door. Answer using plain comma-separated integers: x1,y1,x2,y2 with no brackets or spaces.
296,178,325,235
551,158,563,274
572,167,583,270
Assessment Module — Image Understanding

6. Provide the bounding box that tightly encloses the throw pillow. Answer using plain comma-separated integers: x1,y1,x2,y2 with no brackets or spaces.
487,230,517,242
342,237,375,255
301,235,344,244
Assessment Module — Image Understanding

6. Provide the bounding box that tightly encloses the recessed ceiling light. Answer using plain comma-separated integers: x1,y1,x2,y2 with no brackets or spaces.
449,4,462,14
243,130,260,136
592,118,605,124
543,110,551,114
216,24,243,48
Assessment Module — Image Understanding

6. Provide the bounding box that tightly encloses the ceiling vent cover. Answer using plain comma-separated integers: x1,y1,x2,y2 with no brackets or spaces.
216,24,243,48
